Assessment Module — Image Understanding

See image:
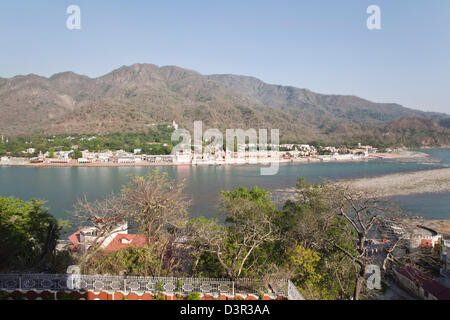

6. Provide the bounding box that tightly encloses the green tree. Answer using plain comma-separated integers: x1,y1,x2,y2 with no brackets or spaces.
280,177,358,300
70,150,82,159
281,177,402,300
0,196,60,272
287,243,326,299
189,186,281,280
84,246,160,276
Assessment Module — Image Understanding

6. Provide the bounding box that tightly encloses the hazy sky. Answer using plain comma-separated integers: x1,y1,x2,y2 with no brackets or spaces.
0,0,449,113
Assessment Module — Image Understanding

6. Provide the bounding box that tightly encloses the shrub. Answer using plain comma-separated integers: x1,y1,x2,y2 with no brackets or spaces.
187,292,201,300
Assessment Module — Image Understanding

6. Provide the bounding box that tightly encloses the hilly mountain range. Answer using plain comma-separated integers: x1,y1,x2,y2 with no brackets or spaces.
0,63,448,146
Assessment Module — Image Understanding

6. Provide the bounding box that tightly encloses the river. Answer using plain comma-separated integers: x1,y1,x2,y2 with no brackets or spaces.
0,149,449,227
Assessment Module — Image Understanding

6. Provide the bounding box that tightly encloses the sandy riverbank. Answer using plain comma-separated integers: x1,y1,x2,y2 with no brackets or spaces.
402,218,450,236
269,167,450,207
342,168,450,197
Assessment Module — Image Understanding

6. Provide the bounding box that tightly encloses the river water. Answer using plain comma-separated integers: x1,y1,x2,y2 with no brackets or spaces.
0,149,449,225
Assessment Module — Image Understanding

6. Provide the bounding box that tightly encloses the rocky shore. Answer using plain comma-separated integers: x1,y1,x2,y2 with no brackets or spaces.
342,168,450,197
270,167,450,206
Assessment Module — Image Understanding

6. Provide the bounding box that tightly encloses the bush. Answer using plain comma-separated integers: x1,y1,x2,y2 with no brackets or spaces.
176,279,183,293
156,293,165,300
0,292,10,300
187,292,201,300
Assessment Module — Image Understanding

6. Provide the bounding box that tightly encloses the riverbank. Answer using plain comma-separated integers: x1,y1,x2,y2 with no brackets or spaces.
342,167,450,197
12,161,176,168
269,167,450,207
0,149,437,168
2,151,450,221
400,218,450,236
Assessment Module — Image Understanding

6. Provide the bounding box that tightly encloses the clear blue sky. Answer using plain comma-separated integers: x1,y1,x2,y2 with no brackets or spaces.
0,0,449,113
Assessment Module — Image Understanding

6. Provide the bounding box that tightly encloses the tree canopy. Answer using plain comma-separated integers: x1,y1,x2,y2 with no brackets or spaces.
0,196,63,272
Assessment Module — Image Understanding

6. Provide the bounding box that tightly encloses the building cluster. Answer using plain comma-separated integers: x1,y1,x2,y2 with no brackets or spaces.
377,221,450,300
0,141,382,166
167,143,375,165
281,143,376,161
77,149,175,165
26,149,176,165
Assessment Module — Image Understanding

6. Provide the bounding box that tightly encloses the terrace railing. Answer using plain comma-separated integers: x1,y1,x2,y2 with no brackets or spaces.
0,273,292,298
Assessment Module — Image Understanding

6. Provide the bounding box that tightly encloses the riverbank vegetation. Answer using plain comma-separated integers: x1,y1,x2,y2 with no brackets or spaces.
0,125,419,158
0,125,175,157
0,171,416,300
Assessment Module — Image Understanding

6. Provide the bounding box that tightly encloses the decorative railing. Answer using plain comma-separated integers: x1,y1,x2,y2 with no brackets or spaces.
0,274,290,298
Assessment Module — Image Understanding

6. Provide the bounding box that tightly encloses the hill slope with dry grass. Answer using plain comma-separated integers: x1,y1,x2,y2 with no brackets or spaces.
1,63,448,145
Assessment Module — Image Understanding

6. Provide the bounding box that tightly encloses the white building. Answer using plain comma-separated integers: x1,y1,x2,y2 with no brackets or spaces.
55,151,72,160
409,226,441,251
97,151,113,163
116,157,136,164
78,158,90,164
68,221,128,253
175,150,192,164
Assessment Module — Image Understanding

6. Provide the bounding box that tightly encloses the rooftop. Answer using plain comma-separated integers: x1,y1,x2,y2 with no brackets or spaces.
396,265,450,300
103,234,147,253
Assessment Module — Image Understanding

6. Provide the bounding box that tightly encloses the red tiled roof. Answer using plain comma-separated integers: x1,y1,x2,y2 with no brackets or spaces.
68,231,81,245
397,265,450,300
68,231,82,252
103,234,148,253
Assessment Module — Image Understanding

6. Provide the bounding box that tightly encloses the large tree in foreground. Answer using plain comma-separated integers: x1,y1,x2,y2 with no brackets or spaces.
73,193,129,267
0,196,63,272
188,186,281,280
122,171,190,276
75,170,190,276
281,178,357,299
284,178,403,300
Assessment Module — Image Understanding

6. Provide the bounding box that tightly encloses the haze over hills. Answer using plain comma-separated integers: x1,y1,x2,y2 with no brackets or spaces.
0,63,448,146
